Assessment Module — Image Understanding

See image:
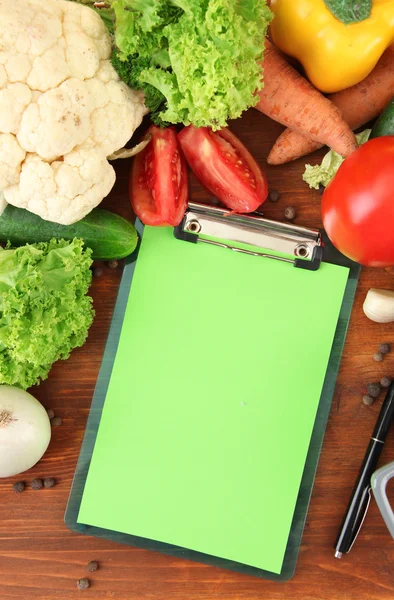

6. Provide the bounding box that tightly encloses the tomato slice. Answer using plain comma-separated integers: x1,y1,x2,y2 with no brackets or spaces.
178,126,268,213
130,125,188,226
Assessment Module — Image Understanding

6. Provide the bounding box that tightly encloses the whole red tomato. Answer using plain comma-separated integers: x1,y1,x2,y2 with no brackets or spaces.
322,136,394,267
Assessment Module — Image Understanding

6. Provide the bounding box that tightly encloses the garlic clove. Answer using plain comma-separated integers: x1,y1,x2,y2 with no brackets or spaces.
363,288,394,323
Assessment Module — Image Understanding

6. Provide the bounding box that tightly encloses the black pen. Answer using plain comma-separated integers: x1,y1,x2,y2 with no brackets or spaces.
334,381,394,558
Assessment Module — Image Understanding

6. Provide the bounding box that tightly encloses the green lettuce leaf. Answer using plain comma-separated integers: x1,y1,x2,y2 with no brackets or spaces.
303,129,371,190
0,239,94,389
111,0,273,129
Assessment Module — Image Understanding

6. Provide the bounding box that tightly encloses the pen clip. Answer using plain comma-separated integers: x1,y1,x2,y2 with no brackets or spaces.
347,487,372,553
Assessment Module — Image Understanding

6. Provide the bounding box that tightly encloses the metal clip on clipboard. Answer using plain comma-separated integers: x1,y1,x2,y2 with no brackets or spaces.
174,202,324,271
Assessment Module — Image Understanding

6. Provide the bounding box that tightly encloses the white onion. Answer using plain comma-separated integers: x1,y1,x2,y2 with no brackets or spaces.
0,386,51,478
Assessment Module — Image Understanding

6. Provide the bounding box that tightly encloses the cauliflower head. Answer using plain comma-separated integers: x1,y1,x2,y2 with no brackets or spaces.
0,0,147,224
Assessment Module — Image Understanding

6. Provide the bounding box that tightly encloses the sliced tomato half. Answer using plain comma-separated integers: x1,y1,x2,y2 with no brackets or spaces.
130,125,188,226
178,126,268,213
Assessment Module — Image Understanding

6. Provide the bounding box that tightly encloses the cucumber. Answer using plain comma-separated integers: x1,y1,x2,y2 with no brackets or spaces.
0,205,138,260
370,96,394,139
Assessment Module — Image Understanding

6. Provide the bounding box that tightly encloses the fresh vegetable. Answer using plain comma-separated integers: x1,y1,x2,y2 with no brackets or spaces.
370,96,394,138
71,0,115,34
130,126,188,227
268,45,394,164
363,289,394,323
111,52,167,126
0,238,94,389
110,0,273,129
0,0,147,225
322,137,394,267
178,126,268,214
0,205,138,260
269,0,394,93
0,386,51,478
255,40,357,158
303,130,371,190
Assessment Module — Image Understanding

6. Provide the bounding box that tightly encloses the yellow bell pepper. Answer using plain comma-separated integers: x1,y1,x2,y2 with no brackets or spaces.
270,0,394,93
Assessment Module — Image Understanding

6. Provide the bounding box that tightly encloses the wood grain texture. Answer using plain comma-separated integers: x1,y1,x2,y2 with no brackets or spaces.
1,109,394,600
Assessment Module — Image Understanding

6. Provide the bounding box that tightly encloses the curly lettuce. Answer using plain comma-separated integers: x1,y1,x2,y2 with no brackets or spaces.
111,0,273,129
303,129,371,190
0,238,94,389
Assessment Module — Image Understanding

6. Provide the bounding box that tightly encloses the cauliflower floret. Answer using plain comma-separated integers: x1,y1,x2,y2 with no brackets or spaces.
18,78,92,161
95,60,120,84
0,0,147,224
0,65,6,89
27,45,69,93
4,149,116,225
0,134,26,189
0,0,63,61
0,83,31,134
84,75,147,157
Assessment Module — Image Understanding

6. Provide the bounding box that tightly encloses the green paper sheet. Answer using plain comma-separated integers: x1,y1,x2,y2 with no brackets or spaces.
78,225,349,575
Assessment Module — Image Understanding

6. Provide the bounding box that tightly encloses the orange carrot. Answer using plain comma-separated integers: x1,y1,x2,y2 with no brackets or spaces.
267,44,394,165
255,40,357,158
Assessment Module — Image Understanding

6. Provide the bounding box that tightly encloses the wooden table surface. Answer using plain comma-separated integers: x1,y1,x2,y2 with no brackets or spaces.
2,110,394,600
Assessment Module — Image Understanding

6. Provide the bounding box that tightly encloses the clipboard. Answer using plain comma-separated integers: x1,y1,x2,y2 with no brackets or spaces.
65,202,360,581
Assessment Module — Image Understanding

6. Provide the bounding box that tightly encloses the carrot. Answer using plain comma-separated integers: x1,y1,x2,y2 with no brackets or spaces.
267,44,394,165
255,40,357,158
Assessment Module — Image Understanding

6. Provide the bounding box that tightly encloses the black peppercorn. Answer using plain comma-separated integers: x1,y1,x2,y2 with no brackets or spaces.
77,578,90,590
44,478,56,489
379,343,391,355
51,416,62,427
87,560,99,572
31,478,43,490
268,189,280,203
93,267,103,277
12,481,25,493
46,408,55,419
381,377,392,388
284,206,296,220
362,394,375,406
373,351,384,362
108,260,118,269
367,382,381,398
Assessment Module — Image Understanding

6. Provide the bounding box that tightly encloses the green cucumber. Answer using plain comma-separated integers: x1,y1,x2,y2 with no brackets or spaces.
370,96,394,139
0,205,138,260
